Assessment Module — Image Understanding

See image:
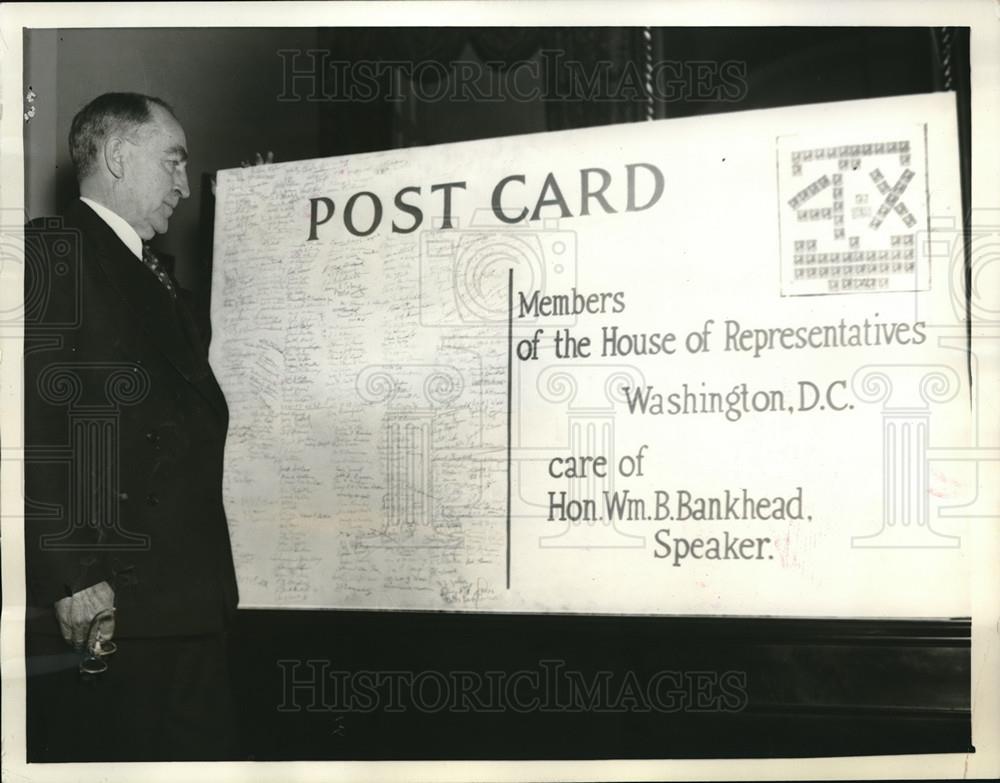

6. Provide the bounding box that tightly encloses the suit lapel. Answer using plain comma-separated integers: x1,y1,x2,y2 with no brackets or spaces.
67,200,228,422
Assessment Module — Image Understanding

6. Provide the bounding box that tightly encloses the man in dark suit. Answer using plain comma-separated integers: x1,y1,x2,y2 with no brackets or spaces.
24,92,239,761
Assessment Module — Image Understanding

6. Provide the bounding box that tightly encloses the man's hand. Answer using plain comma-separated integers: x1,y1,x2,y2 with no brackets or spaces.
240,151,275,168
54,581,115,650
210,151,275,196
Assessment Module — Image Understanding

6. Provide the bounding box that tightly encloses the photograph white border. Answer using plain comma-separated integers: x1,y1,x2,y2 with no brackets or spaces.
2,2,997,781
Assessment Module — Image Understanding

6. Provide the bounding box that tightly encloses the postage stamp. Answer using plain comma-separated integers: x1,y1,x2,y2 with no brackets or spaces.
777,126,930,296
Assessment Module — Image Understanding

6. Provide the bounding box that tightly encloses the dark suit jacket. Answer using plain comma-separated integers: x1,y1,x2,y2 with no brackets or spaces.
24,199,238,638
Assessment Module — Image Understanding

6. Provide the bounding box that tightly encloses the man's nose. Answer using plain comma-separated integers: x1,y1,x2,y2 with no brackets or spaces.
174,168,190,200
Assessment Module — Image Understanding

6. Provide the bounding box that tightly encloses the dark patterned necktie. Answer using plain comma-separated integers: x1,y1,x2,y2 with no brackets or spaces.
141,243,177,299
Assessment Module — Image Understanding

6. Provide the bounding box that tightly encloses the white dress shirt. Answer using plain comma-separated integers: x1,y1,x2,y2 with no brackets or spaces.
79,197,143,261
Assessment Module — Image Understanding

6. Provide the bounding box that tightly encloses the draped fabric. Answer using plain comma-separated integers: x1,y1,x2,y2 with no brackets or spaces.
315,27,956,149
316,27,649,155
321,27,547,68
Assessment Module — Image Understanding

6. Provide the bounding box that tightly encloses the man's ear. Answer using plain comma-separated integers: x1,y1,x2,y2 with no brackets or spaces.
104,136,126,179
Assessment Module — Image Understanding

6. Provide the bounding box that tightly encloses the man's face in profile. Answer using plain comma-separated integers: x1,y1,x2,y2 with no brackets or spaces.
120,104,191,240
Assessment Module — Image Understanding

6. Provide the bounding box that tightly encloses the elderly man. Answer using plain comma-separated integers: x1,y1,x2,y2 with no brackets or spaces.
24,92,239,761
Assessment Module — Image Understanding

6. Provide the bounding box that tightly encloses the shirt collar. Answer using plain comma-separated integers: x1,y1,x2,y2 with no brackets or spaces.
79,197,144,261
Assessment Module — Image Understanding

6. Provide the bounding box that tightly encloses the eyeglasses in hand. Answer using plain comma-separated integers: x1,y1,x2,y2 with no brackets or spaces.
77,608,117,676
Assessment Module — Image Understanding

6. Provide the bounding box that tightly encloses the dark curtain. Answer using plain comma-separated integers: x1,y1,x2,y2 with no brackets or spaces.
315,27,961,151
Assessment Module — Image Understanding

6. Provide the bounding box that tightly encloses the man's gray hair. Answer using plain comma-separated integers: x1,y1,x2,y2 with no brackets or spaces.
69,92,176,179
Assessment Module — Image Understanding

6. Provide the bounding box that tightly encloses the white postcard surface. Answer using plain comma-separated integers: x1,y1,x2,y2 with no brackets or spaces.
212,91,969,617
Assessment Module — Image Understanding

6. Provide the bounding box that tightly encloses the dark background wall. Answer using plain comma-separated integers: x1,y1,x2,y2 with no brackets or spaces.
24,27,964,288
22,26,972,762
24,27,322,289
